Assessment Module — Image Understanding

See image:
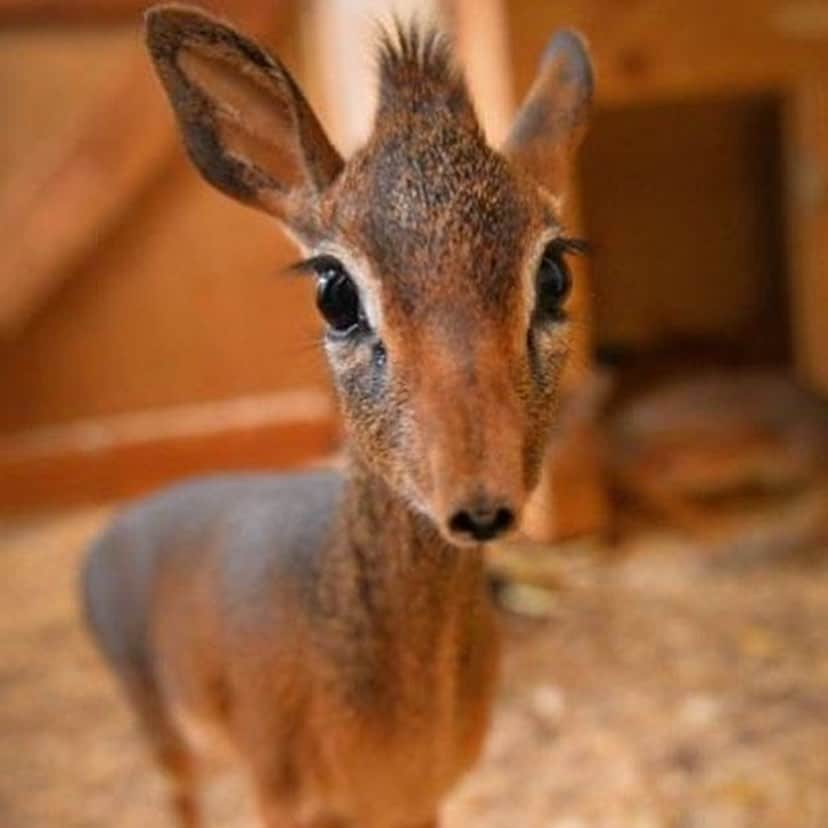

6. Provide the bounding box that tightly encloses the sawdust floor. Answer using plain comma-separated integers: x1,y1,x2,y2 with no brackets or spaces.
1,507,827,828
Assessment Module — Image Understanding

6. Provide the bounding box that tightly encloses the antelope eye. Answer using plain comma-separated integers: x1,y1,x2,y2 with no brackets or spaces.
535,242,572,319
314,258,363,333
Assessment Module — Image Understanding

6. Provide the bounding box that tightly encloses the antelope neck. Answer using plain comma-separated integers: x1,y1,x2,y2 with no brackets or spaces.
330,455,489,615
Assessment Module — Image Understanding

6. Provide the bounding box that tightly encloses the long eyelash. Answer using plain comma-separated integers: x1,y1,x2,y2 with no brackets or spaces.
285,259,315,276
553,236,592,256
285,254,342,276
288,331,327,356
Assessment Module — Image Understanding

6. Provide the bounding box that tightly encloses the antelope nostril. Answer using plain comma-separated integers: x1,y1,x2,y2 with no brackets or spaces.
449,505,515,542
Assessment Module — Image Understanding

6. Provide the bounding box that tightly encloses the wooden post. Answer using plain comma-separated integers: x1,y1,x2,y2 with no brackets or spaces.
447,0,514,143
303,0,447,153
786,73,828,397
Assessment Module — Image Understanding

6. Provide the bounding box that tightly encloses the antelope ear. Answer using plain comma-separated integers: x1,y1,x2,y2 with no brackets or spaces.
503,30,593,195
145,4,343,234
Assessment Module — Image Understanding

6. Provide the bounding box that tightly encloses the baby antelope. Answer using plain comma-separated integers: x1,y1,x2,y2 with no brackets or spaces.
82,6,593,827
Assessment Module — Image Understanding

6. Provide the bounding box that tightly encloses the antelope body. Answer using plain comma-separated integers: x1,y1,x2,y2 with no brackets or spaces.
82,7,593,827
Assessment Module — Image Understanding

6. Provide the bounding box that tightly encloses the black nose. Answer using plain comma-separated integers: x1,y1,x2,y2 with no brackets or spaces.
449,503,515,542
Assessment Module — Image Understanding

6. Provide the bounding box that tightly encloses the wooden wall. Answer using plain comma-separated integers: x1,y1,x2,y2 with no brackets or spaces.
0,7,339,513
4,0,828,515
0,159,329,432
0,13,329,435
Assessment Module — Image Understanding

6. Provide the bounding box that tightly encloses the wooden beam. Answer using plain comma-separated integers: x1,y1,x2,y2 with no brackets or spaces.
0,391,338,514
0,2,290,336
447,0,514,144
0,0,278,27
303,0,448,153
0,54,174,336
0,0,150,25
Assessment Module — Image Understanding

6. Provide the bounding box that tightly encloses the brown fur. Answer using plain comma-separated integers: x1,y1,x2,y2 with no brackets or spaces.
83,6,592,827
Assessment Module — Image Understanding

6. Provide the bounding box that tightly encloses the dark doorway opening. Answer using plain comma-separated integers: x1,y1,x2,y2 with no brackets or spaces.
580,93,789,398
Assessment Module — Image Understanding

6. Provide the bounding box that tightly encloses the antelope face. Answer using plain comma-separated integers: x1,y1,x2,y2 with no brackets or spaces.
146,8,592,546
311,124,583,545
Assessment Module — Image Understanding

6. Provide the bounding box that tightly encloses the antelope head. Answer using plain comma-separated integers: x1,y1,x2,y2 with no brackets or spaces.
146,6,593,546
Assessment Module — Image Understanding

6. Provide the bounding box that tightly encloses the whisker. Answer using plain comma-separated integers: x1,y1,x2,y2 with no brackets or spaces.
280,261,315,277
285,330,327,357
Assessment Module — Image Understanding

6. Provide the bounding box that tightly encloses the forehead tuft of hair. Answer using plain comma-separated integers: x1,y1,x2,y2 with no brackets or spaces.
374,19,477,127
